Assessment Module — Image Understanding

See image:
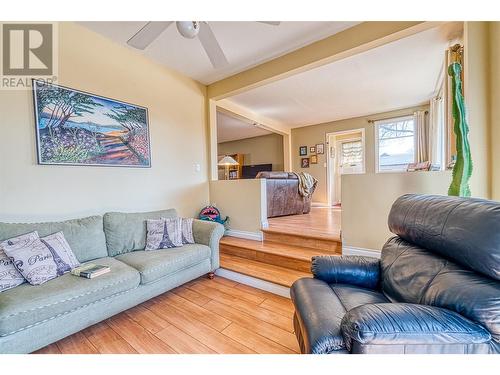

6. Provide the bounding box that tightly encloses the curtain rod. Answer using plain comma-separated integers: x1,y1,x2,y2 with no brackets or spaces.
367,110,428,124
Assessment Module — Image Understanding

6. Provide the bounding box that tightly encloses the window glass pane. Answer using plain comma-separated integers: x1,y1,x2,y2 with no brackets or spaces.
341,140,362,166
378,118,415,171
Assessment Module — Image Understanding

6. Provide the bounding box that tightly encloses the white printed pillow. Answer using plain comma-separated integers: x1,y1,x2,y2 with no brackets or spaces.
0,243,25,292
145,218,183,250
180,218,195,244
3,231,79,286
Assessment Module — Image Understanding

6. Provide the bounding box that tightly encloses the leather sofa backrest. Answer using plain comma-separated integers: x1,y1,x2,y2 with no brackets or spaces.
256,171,297,179
383,194,500,345
388,194,500,280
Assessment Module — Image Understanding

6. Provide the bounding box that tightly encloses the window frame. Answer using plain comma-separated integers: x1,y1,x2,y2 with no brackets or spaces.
374,115,416,173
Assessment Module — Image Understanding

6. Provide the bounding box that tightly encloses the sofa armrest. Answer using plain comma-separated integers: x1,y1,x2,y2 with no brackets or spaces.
341,303,491,352
192,219,225,271
311,255,380,289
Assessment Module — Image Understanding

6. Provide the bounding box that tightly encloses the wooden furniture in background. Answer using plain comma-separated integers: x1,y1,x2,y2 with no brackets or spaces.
218,153,244,179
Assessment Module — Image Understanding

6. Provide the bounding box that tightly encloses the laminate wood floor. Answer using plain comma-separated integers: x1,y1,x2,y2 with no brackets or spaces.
266,207,341,241
33,276,299,354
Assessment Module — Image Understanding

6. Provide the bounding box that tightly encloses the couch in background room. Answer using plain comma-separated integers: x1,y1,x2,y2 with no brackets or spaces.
256,171,314,218
0,209,224,354
291,194,500,354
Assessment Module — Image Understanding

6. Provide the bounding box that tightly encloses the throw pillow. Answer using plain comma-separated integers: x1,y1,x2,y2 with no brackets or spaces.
145,218,183,250
0,243,25,292
3,231,79,286
180,218,195,244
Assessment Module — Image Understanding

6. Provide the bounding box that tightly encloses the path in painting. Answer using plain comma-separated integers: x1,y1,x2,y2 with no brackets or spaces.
95,131,138,163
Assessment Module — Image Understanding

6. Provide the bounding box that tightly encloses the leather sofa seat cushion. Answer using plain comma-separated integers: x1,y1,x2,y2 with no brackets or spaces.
0,216,107,263
104,209,178,257
115,244,211,284
341,303,491,352
291,278,389,354
0,257,140,337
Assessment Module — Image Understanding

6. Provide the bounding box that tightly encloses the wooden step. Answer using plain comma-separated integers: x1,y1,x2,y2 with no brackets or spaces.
219,254,311,288
220,236,338,272
262,228,342,253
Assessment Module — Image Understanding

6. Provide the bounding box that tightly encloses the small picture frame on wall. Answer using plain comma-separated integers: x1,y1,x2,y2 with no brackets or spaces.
316,143,325,154
309,146,316,154
310,155,318,164
301,157,310,168
299,146,307,156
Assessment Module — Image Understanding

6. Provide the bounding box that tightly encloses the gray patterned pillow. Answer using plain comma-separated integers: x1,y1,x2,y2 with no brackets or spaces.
145,218,183,250
0,244,25,292
3,231,80,286
180,218,195,244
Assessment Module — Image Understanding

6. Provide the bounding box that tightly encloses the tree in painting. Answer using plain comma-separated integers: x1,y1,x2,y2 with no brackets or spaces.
34,80,151,167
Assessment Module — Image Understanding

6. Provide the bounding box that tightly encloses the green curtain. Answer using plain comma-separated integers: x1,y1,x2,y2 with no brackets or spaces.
448,62,473,197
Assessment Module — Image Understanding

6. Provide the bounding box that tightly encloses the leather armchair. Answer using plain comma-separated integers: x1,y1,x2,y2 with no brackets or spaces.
291,194,500,354
256,171,314,217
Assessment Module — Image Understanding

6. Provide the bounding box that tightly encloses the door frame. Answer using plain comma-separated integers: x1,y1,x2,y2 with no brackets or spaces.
326,128,366,207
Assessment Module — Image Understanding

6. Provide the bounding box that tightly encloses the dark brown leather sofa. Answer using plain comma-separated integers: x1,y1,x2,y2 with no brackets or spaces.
256,171,314,218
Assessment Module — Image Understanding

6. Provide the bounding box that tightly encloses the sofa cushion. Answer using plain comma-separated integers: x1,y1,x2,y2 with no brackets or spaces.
290,277,389,354
115,244,211,284
103,209,177,256
0,216,107,263
145,218,183,250
0,257,140,337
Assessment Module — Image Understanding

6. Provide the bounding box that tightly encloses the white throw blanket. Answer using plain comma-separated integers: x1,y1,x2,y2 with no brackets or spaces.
294,172,318,198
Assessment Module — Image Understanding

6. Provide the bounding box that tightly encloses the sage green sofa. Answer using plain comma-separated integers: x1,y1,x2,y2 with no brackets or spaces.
0,209,224,354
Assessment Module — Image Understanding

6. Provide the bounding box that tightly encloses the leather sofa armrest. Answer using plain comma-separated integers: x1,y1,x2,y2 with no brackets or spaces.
192,219,225,271
311,255,380,289
341,303,491,352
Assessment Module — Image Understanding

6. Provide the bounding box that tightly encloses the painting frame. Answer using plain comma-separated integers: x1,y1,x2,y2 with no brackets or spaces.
32,79,152,168
309,146,316,154
299,146,307,156
316,143,325,154
301,157,310,168
310,155,318,164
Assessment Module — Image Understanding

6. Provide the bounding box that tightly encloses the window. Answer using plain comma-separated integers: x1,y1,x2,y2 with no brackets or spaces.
340,140,363,173
376,116,415,172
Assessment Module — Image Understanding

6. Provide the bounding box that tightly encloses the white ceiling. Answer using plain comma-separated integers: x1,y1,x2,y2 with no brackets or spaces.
228,22,463,128
217,111,273,143
79,21,359,84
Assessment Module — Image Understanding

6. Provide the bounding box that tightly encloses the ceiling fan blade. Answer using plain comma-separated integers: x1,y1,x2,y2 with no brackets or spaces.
198,22,229,68
127,21,173,50
258,21,281,26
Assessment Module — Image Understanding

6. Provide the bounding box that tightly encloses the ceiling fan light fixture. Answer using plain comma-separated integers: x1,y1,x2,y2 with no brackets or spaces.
176,21,200,39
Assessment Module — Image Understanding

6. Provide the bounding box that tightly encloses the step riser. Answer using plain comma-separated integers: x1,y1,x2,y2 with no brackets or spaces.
263,232,341,253
221,244,311,272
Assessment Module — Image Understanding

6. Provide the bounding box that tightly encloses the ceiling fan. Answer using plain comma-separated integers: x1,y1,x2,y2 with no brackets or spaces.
127,21,281,68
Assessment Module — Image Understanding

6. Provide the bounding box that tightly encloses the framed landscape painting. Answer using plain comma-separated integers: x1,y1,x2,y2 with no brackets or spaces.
33,80,151,167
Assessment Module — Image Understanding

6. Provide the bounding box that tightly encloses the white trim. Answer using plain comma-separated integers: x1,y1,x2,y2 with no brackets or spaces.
225,229,263,241
326,128,366,207
215,268,291,298
342,245,381,258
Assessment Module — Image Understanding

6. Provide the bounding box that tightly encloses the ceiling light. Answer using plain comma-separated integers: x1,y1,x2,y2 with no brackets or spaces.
176,21,200,39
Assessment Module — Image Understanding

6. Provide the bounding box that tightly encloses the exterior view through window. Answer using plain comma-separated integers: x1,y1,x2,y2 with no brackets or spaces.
376,116,415,172
340,140,363,174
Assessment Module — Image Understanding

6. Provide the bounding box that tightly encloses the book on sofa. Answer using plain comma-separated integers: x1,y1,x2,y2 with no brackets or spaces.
71,264,110,279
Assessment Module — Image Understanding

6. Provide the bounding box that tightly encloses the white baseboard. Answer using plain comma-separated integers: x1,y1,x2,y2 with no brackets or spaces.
342,245,381,258
225,229,263,241
215,268,291,298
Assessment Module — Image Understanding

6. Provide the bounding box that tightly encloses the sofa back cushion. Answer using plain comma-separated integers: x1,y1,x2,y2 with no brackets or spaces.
388,194,500,280
0,216,107,263
104,209,177,256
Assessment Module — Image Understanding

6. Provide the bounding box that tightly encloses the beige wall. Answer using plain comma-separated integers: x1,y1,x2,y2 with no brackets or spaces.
490,22,500,200
291,104,429,203
0,22,209,222
464,22,491,199
342,171,452,251
218,133,284,172
209,179,267,234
